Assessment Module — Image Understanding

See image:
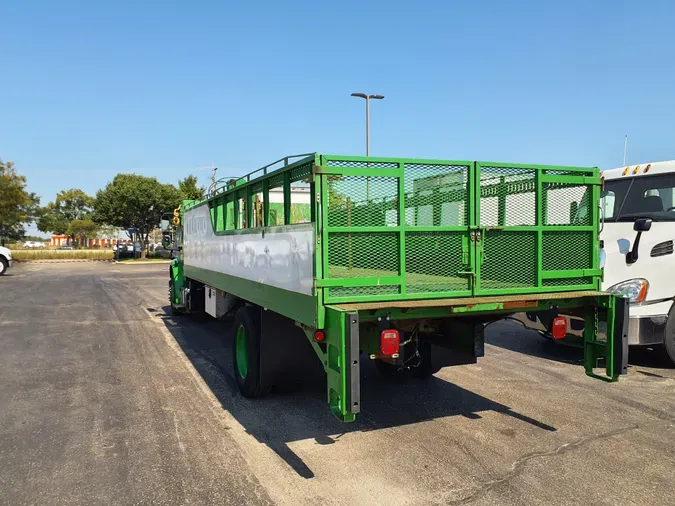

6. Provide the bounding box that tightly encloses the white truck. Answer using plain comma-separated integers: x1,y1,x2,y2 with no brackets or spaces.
519,160,675,364
0,246,13,276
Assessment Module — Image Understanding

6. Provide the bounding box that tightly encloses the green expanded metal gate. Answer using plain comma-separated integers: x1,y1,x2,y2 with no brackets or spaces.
317,156,602,304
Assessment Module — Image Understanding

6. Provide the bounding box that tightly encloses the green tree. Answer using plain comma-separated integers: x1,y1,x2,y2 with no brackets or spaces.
93,174,180,258
36,189,94,244
0,159,40,245
68,219,100,246
178,175,205,201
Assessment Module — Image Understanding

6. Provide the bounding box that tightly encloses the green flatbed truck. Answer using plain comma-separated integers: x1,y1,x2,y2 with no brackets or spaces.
166,153,628,422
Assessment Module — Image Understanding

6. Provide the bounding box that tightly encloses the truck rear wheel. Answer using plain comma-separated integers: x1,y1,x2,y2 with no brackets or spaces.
232,305,271,398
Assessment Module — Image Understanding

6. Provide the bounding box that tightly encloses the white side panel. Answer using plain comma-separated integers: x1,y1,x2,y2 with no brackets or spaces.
183,204,315,296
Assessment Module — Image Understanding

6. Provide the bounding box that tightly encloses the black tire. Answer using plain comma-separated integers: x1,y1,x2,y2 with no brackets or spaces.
664,304,675,366
0,257,7,276
232,305,271,398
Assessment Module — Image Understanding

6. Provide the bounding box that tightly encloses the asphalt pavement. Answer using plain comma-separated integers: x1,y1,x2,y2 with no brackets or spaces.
1,263,674,506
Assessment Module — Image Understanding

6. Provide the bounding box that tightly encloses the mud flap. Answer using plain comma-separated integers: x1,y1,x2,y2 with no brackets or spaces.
584,295,629,382
613,296,629,376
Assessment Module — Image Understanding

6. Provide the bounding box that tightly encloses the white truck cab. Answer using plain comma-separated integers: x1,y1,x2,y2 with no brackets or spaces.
0,246,13,275
519,160,675,364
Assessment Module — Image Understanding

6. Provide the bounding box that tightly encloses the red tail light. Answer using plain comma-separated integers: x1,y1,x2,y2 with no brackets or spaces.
380,329,400,355
551,317,567,340
314,330,325,342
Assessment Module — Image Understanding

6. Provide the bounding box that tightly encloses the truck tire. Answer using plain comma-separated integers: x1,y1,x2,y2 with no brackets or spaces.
0,257,7,276
232,305,271,398
664,304,675,366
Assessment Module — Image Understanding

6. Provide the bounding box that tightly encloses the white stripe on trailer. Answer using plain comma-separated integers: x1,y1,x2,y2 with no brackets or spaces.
182,203,315,296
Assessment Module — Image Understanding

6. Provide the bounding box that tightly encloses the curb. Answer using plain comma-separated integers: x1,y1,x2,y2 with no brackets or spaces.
114,260,172,265
14,259,114,264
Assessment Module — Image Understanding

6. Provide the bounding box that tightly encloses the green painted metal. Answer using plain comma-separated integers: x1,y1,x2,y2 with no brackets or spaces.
172,152,621,422
235,325,249,379
170,258,184,306
184,264,317,326
324,306,356,422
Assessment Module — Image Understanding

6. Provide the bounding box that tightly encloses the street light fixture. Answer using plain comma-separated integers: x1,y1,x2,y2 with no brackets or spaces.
351,93,385,157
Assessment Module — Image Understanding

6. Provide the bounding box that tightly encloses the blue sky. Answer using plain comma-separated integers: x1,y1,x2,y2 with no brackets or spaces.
1,1,674,236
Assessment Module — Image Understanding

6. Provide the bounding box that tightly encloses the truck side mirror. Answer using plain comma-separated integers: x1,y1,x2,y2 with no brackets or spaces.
160,219,171,233
627,218,652,264
569,201,578,223
633,217,652,232
162,234,172,248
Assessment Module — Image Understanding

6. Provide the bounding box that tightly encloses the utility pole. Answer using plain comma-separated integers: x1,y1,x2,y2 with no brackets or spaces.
623,135,628,166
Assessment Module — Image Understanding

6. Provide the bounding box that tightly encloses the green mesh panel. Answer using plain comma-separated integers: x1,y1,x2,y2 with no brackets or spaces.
542,231,593,271
327,176,398,227
406,232,469,293
481,231,537,289
545,183,592,226
326,160,398,168
479,166,537,227
328,232,399,278
328,286,400,298
268,173,285,189
404,164,469,226
290,162,312,183
543,277,594,287
320,158,599,301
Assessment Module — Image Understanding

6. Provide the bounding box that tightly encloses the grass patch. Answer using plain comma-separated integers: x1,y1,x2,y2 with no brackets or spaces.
12,249,114,260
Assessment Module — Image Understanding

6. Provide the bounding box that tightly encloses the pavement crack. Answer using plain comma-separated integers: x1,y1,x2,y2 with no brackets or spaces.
447,424,639,505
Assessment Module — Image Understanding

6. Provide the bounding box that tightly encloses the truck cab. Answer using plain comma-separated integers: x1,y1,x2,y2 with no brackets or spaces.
519,160,675,364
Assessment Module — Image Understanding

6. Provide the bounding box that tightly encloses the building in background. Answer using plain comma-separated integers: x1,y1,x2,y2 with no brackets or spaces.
50,230,129,248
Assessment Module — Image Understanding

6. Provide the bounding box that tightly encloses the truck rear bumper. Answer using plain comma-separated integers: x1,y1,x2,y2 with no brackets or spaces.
514,312,665,346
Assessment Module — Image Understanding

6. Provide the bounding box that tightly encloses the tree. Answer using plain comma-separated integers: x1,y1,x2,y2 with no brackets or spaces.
68,219,100,246
36,189,94,244
178,175,205,201
0,159,40,245
94,174,181,258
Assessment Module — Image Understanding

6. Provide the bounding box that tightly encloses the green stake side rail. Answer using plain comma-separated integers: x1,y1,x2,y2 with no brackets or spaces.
169,153,628,422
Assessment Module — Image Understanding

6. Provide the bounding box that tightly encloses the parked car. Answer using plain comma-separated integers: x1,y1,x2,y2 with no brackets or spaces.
23,241,45,248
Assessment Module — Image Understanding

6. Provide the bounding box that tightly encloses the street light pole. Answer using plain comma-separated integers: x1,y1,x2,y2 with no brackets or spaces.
351,93,384,202
351,93,384,157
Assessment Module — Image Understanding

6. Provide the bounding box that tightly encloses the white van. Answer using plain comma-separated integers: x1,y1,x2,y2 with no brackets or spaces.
518,160,675,364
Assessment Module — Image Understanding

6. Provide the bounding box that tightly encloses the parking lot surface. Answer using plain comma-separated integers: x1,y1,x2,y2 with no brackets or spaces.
1,263,674,505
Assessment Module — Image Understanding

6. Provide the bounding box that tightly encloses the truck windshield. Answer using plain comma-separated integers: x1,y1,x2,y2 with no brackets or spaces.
602,173,675,222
